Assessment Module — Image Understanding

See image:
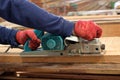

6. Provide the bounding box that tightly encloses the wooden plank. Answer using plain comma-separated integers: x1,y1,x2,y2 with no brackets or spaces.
17,72,120,80
0,37,119,63
0,63,120,80
0,63,120,75
2,72,119,80
0,45,23,53
0,72,60,80
0,54,120,63
99,23,120,37
0,37,119,75
0,76,59,80
63,15,120,20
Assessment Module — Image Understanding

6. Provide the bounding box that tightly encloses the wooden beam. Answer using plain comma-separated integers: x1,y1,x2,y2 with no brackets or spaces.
0,63,120,79
0,54,120,63
1,72,119,80
17,72,120,80
0,36,119,78
0,76,58,80
0,63,120,75
63,15,120,21
99,23,120,37
0,37,119,63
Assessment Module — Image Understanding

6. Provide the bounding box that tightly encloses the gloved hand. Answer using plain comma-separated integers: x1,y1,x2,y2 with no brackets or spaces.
74,20,102,40
16,30,40,50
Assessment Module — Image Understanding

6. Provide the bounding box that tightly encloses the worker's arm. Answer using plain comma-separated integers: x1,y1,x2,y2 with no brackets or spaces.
0,0,102,47
0,26,18,46
0,25,40,49
0,0,74,37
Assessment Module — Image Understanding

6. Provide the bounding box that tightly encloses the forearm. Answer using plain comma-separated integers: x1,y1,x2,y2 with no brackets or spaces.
0,26,19,46
0,0,74,37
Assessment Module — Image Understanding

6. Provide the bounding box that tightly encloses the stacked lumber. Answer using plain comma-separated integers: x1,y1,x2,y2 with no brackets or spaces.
0,15,120,79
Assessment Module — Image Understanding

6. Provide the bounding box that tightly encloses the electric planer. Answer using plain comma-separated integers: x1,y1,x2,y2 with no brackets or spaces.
23,30,105,56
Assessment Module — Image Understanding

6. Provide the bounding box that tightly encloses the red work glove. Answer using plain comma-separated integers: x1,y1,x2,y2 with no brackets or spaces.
74,20,102,40
16,30,40,50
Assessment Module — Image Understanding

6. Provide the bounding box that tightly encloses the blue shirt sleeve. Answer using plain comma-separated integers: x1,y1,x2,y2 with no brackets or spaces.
0,25,18,46
0,0,74,46
0,0,74,37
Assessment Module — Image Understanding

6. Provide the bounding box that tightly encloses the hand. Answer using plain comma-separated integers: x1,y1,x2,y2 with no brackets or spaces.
16,30,40,50
74,20,102,40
